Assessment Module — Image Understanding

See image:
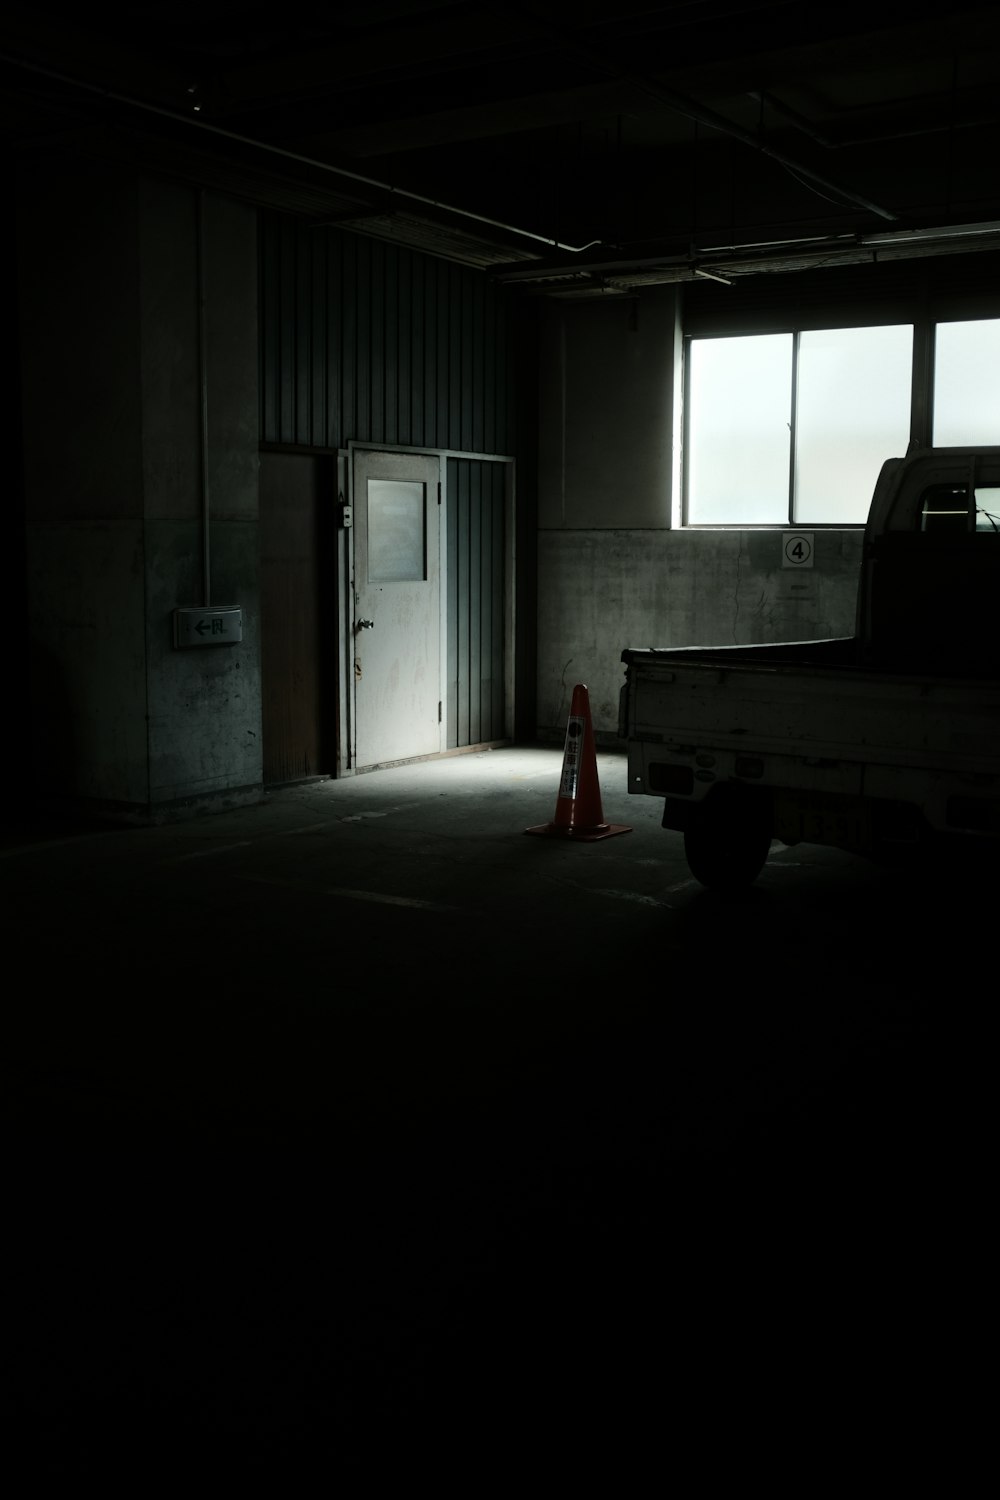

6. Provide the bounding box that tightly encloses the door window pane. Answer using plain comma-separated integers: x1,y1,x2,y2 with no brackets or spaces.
933,318,1000,445
686,334,792,524
794,324,913,525
367,480,426,582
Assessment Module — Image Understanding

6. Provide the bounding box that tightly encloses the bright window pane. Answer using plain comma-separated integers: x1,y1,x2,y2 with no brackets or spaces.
686,334,792,524
933,319,1000,445
794,325,913,525
367,480,426,582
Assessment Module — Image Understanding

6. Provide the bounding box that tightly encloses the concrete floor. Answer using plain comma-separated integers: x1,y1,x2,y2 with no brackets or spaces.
4,747,986,1480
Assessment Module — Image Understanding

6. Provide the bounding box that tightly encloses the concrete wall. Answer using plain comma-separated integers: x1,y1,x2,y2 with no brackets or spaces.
18,157,262,820
536,290,866,741
141,185,262,815
15,161,868,809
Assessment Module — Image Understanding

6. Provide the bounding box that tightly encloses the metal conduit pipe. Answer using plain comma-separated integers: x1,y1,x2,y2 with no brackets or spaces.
493,4,900,221
197,189,211,608
0,50,602,255
747,89,1000,149
623,75,899,221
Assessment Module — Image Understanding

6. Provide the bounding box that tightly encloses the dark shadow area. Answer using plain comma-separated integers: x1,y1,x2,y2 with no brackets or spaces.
4,758,985,1476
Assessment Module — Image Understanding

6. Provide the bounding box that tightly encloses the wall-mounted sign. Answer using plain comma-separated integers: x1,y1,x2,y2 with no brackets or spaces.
782,533,814,568
173,606,243,648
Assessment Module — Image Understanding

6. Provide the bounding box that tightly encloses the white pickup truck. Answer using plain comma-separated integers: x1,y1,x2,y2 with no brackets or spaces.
618,445,1000,890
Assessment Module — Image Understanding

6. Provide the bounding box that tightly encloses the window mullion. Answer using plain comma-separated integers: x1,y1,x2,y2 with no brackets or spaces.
788,331,799,525
910,318,934,449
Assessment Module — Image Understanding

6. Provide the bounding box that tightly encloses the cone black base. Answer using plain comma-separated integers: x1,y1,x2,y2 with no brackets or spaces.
525,820,631,841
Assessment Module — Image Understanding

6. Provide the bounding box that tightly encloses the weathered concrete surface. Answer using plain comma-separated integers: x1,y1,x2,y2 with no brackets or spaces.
536,526,864,739
534,291,868,741
18,163,262,821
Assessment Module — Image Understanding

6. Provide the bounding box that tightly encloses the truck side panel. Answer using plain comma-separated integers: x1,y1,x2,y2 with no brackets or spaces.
620,655,1000,846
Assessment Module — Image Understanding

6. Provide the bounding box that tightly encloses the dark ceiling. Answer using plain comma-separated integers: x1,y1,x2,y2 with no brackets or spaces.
3,1,1000,296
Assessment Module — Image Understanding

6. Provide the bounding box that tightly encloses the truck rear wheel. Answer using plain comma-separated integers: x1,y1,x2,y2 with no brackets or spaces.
683,788,773,892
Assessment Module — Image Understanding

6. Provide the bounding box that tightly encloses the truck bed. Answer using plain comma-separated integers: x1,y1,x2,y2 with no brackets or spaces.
620,638,1000,778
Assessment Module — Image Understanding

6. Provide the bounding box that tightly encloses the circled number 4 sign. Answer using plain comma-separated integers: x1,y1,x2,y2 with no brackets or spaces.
783,532,814,568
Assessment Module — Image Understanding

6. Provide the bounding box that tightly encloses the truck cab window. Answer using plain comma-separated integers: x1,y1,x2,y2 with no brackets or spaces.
919,483,970,532
913,479,1000,532
975,487,1000,532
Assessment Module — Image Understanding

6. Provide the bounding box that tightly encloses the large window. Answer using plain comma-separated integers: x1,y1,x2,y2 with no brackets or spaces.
795,326,914,524
686,334,791,526
684,325,913,525
932,318,1000,446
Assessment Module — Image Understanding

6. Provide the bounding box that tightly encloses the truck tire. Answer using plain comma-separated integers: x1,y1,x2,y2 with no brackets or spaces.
683,787,773,892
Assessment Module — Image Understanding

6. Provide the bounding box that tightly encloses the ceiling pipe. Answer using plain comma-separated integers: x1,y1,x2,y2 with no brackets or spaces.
0,49,602,255
493,4,900,223
196,189,211,608
621,75,900,221
861,219,1000,247
5,33,899,249
748,89,1000,149
494,218,1000,289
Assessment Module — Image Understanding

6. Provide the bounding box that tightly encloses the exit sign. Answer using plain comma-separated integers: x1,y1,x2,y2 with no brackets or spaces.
173,606,243,648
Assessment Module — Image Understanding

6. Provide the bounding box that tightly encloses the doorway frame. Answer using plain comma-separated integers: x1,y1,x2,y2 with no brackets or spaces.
339,441,517,777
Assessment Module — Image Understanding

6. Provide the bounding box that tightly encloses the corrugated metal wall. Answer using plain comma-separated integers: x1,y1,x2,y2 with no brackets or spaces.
258,211,516,763
447,457,506,748
259,212,514,454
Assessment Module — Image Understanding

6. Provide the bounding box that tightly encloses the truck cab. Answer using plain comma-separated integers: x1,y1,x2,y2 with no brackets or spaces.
859,445,1000,676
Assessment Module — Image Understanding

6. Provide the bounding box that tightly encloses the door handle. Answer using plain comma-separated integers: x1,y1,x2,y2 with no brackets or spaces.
355,618,375,632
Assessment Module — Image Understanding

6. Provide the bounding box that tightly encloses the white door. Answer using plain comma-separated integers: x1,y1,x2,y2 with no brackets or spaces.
352,449,442,769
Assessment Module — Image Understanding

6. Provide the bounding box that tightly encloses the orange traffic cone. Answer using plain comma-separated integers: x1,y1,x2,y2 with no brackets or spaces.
525,683,632,841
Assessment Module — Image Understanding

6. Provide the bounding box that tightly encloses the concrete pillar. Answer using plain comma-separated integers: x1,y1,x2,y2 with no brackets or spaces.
17,153,262,821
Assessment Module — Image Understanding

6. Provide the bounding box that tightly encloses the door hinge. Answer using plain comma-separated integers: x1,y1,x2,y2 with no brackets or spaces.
437,482,441,505
438,701,442,723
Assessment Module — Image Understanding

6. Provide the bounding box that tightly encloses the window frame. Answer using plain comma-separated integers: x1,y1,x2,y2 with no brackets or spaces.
680,320,924,529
